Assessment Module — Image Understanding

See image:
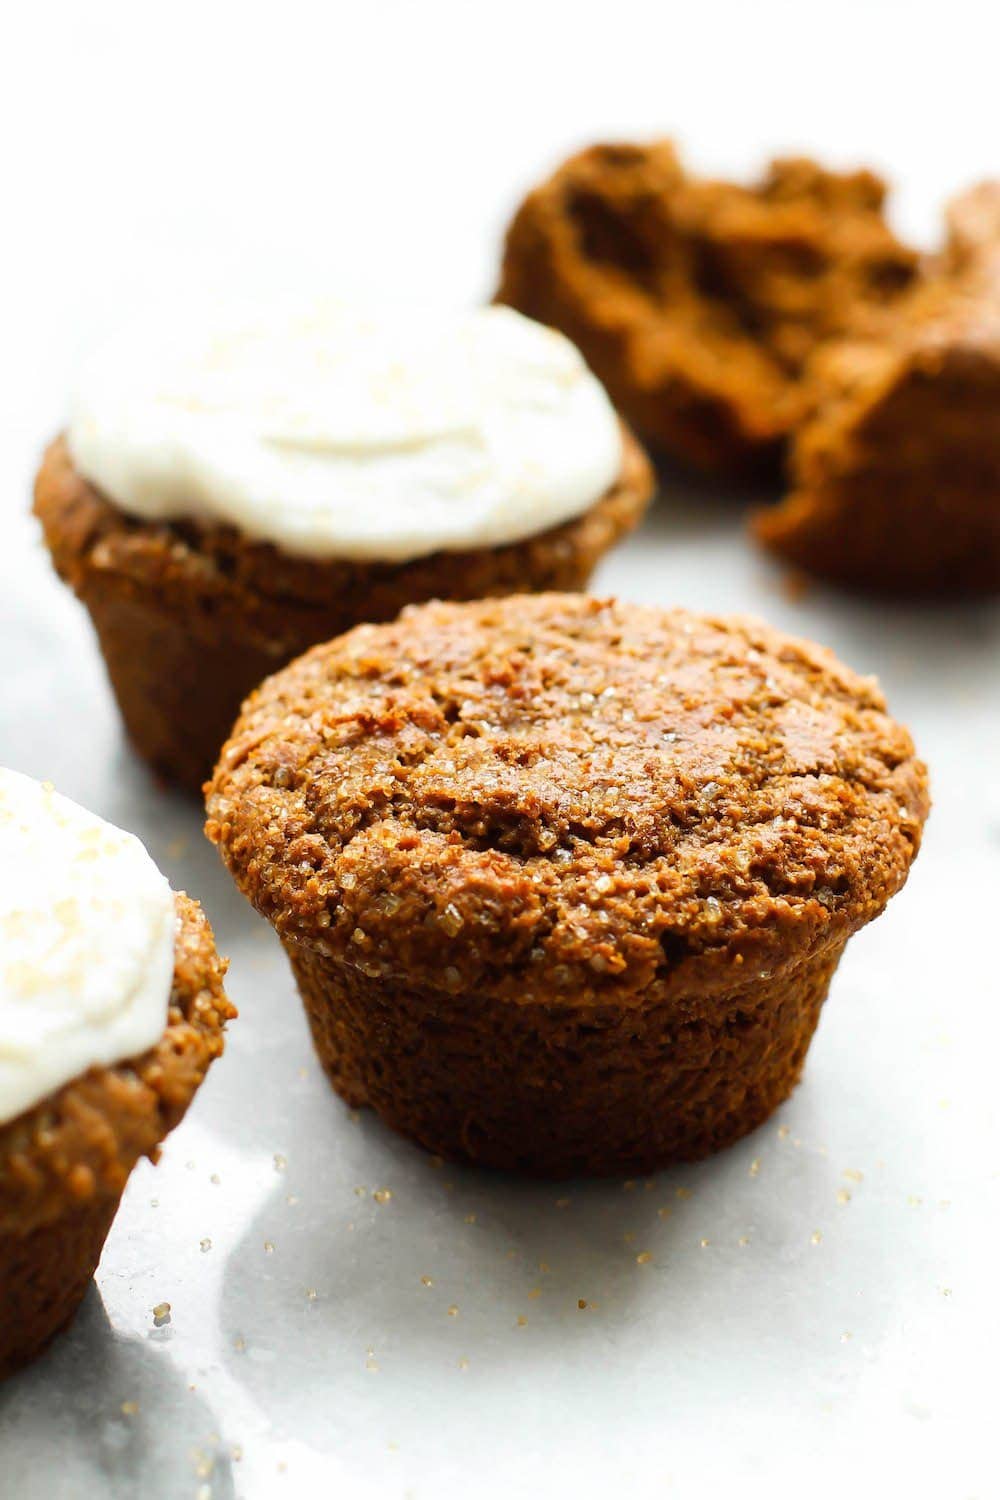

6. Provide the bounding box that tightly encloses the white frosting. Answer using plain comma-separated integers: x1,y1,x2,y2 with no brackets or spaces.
0,769,175,1126
66,302,623,563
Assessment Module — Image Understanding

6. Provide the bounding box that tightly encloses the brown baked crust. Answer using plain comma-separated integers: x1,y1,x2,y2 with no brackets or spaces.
0,892,232,1377
208,593,927,998
497,142,917,477
206,594,927,1175
753,183,1000,596
34,429,653,793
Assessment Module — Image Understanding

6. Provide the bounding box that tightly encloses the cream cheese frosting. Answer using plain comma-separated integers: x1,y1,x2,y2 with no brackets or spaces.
0,769,175,1126
67,302,624,562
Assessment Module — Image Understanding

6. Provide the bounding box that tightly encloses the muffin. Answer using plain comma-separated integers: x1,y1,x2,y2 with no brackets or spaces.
206,593,927,1178
0,769,232,1377
34,302,653,795
497,142,917,477
753,182,1000,595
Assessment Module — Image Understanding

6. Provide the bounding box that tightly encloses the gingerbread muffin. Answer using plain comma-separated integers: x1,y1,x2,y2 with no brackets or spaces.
35,303,653,794
0,770,233,1377
497,142,917,477
206,594,927,1178
753,182,1000,595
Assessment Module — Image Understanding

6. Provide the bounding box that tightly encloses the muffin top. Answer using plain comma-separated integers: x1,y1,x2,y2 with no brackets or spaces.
67,301,623,562
206,594,928,1004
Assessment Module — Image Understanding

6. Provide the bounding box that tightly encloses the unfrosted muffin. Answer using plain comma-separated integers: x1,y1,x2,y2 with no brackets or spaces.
0,770,233,1377
497,142,917,476
34,302,653,793
206,593,927,1178
753,181,1000,595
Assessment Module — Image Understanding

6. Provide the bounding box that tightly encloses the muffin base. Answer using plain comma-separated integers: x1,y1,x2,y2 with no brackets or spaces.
0,1195,118,1380
34,430,653,794
286,938,844,1178
76,584,289,799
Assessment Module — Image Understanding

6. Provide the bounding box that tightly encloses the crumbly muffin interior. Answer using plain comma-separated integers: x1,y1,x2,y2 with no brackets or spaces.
498,143,918,473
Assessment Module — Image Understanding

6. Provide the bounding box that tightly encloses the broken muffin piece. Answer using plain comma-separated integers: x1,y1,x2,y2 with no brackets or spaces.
497,142,917,477
753,182,1000,597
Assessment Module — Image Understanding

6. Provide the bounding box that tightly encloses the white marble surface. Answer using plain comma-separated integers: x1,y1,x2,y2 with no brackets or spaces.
1,3,998,1496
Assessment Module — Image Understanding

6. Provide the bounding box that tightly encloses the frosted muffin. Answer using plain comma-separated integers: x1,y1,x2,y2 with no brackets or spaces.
0,770,232,1377
206,593,927,1178
34,303,653,792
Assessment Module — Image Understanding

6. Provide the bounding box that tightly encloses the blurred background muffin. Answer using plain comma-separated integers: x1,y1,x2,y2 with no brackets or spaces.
753,182,1000,595
497,141,917,477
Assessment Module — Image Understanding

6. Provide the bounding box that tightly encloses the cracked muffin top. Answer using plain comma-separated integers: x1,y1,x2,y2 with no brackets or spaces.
206,594,928,1005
